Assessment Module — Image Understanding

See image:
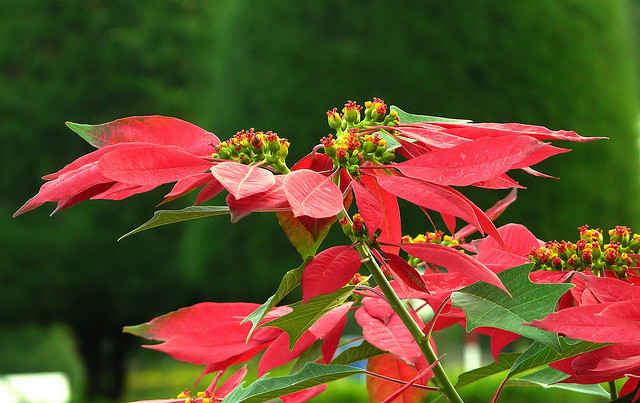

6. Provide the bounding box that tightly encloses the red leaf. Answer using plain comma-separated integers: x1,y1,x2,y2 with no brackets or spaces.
598,300,640,336
475,327,521,361
401,243,508,293
395,135,547,186
258,303,352,376
279,385,327,403
296,215,336,241
510,143,569,170
321,313,347,364
570,274,640,305
395,124,469,149
525,302,640,343
355,298,424,365
258,331,317,377
123,302,284,369
14,163,112,216
226,176,288,222
210,365,248,397
211,161,275,199
360,173,401,254
51,182,116,214
384,253,430,294
455,188,518,240
366,354,429,403
291,152,334,172
42,142,154,180
97,144,213,185
163,173,216,203
433,121,605,143
283,169,343,218
92,183,158,200
471,224,543,272
66,116,219,157
471,173,523,189
301,245,361,303
376,174,506,249
195,180,224,205
351,179,384,238
550,342,640,384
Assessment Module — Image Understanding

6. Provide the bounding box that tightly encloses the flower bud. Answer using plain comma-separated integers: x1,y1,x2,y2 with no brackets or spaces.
276,139,289,159
381,150,395,163
342,101,361,124
327,108,343,130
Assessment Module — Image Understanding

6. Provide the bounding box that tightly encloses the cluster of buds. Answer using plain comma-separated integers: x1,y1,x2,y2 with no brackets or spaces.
212,128,290,173
402,231,460,268
176,388,217,403
528,225,640,279
323,99,399,176
340,213,369,239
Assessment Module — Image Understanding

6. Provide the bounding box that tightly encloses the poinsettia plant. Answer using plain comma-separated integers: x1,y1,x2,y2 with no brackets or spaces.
17,98,640,402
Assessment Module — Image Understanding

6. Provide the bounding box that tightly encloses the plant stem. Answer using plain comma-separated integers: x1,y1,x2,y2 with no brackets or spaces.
336,209,463,402
609,380,618,400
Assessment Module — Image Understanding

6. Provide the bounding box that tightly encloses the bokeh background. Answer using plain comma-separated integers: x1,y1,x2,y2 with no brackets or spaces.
2,1,640,401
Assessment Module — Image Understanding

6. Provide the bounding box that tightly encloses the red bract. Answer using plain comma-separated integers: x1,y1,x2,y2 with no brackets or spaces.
359,173,401,253
380,252,430,294
394,135,567,187
226,176,288,222
351,179,384,239
301,245,361,303
395,121,604,145
356,298,427,367
15,116,220,216
283,169,343,218
162,173,223,205
258,303,352,376
375,174,506,248
123,302,287,371
211,161,275,199
66,116,218,157
550,342,640,384
471,223,543,272
526,274,640,343
97,144,214,185
366,354,430,403
401,243,508,293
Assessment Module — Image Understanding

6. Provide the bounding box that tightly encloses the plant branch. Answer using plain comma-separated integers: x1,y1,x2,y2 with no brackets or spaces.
332,177,463,402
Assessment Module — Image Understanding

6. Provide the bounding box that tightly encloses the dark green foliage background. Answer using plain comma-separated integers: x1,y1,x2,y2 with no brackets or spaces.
2,0,639,399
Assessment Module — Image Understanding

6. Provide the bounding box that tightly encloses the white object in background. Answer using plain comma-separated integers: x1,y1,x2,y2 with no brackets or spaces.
0,372,70,403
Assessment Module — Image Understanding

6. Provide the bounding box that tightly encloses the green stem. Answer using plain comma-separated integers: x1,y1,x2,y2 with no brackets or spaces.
609,380,618,400
336,209,463,402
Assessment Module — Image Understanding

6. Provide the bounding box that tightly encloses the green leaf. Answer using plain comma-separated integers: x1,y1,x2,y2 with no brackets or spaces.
508,338,608,379
241,258,311,341
276,212,333,259
66,122,102,147
118,206,230,240
390,105,472,124
451,263,573,351
509,366,609,398
222,362,363,403
331,340,385,365
454,338,607,389
455,353,520,388
290,339,324,374
376,131,403,151
262,286,355,349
